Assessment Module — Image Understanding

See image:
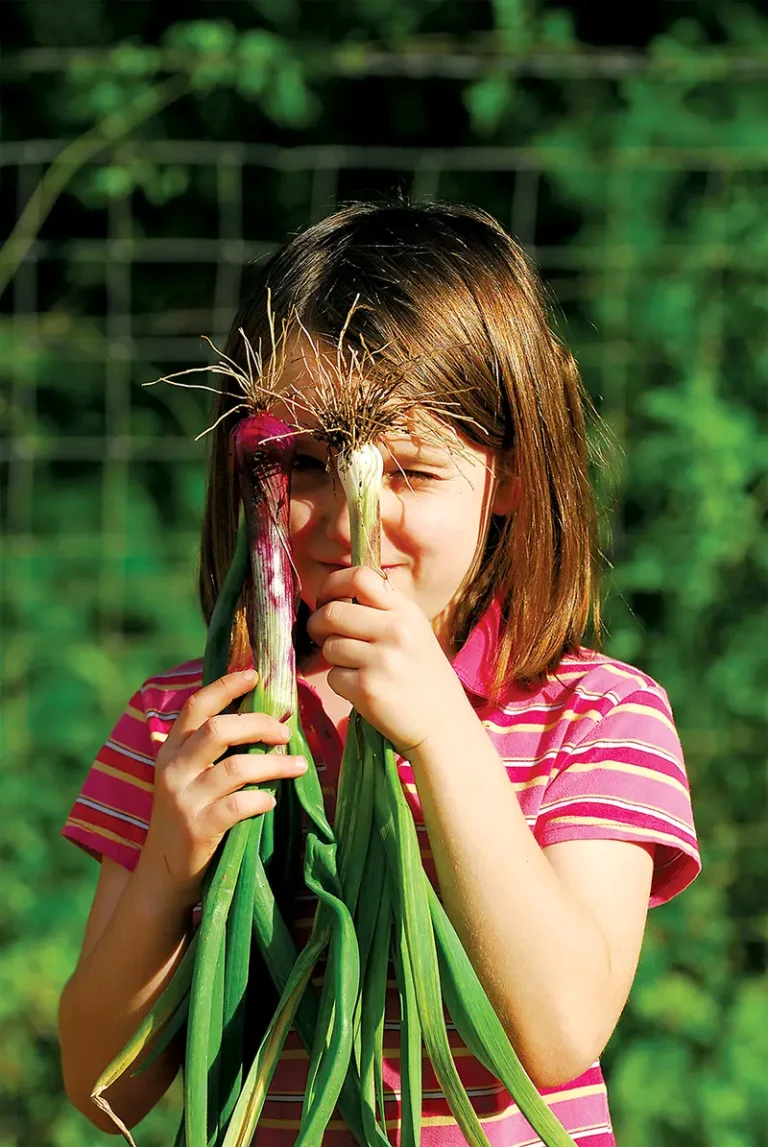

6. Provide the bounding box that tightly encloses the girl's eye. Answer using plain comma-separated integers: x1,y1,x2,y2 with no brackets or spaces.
390,468,438,483
293,454,326,472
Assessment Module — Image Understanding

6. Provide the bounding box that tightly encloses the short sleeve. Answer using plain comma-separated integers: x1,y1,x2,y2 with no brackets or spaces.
534,687,701,908
61,685,155,871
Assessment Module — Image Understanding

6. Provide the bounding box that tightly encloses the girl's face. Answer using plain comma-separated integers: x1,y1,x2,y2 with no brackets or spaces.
288,422,517,655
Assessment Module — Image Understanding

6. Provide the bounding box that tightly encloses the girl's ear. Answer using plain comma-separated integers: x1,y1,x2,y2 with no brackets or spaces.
491,469,520,518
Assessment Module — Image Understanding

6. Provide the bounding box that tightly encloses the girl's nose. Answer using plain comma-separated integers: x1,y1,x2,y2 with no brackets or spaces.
323,486,353,549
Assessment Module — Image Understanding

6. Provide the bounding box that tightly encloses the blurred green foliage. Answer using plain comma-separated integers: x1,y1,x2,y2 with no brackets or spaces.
1,2,766,1145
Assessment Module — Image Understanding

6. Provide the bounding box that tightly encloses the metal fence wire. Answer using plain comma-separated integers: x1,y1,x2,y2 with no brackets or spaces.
3,139,558,626
2,35,768,1147
2,48,767,908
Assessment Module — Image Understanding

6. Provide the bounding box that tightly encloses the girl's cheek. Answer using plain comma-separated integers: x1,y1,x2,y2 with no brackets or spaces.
289,497,315,538
407,502,459,544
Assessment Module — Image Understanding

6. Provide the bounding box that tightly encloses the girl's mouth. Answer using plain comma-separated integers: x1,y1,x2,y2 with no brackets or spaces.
318,560,401,571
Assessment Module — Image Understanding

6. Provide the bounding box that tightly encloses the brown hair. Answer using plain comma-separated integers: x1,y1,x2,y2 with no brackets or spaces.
198,201,605,696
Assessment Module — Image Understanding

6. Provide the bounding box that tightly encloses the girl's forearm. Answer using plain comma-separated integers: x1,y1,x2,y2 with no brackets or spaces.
407,710,613,1089
58,857,193,1132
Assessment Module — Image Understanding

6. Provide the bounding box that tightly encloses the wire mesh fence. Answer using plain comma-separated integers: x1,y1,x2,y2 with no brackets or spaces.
2,26,767,1146
4,131,767,817
4,133,766,611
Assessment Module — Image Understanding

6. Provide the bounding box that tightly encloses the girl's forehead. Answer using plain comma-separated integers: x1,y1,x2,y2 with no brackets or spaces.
268,334,487,464
270,350,451,445
279,406,462,457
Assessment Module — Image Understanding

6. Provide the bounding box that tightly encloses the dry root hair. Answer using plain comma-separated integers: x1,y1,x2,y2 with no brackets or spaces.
144,294,486,480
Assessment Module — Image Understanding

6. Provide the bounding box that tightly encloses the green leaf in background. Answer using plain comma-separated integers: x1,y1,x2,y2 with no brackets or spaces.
2,3,767,1145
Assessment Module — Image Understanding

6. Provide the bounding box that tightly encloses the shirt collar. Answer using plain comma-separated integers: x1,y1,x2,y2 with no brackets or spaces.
251,595,503,703
450,594,503,700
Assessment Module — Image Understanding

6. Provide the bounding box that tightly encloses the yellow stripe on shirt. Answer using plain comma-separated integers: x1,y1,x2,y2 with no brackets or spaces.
93,760,153,792
65,817,141,851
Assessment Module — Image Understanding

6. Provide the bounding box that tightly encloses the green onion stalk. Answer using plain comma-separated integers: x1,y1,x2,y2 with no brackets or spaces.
203,409,391,1147
219,425,383,1145
183,412,302,1147
91,410,370,1147
336,440,580,1147
188,411,373,1147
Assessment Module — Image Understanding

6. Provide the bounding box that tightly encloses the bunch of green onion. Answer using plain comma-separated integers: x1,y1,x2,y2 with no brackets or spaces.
91,326,578,1147
91,409,371,1147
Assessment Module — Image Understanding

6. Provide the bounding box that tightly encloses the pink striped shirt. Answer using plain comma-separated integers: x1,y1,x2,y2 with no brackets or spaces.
62,598,700,1146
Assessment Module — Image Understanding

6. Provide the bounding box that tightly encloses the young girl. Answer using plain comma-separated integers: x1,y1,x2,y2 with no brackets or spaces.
58,201,701,1147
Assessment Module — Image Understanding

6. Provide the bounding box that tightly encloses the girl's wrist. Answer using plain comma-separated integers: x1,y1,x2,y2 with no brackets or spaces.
404,701,488,772
132,844,202,921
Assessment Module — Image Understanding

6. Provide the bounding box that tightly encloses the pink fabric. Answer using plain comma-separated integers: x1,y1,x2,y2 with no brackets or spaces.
61,602,701,1146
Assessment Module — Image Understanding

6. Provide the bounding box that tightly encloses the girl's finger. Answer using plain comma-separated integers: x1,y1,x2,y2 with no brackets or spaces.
319,635,374,670
187,711,292,760
165,669,259,750
161,711,291,790
307,598,386,645
326,666,358,704
197,788,279,839
192,752,308,801
316,564,395,611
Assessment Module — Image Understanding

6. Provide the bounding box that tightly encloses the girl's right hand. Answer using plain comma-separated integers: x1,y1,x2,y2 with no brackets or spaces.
136,669,307,909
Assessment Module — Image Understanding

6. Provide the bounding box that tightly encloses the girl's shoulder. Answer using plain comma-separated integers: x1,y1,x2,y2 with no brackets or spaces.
59,658,205,872
137,657,206,716
507,649,701,910
490,646,680,749
542,646,672,708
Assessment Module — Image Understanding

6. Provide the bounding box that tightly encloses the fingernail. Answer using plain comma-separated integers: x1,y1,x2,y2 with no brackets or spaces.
242,669,257,681
294,757,308,772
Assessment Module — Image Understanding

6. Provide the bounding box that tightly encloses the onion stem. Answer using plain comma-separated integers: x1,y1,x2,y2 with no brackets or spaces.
337,443,383,571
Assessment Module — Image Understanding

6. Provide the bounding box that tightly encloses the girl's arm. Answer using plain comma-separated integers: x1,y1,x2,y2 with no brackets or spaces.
408,714,654,1088
309,566,656,1089
58,670,310,1132
58,855,193,1132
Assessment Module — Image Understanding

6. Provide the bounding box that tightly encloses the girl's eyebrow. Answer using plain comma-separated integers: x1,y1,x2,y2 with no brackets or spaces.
294,434,325,451
383,439,452,462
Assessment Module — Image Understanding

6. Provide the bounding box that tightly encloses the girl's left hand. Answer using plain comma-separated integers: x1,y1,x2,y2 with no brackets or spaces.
307,565,472,757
